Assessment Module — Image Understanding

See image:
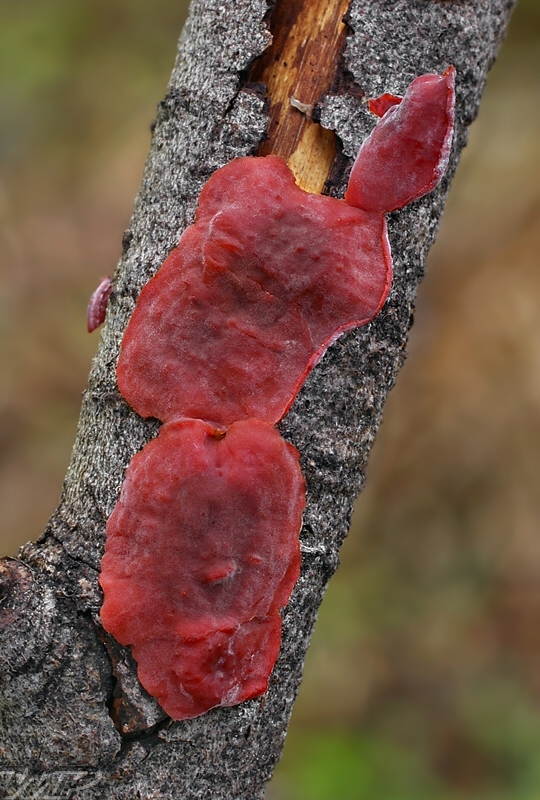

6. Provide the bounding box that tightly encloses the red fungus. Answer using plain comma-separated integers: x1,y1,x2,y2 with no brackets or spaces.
345,67,456,212
87,276,112,333
117,157,392,427
99,418,305,720
368,92,402,118
100,69,456,721
117,70,455,428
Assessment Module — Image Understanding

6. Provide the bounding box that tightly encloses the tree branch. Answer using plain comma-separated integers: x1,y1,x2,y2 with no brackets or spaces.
0,0,516,797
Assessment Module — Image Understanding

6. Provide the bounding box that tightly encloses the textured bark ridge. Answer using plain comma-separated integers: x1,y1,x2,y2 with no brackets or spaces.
0,1,515,798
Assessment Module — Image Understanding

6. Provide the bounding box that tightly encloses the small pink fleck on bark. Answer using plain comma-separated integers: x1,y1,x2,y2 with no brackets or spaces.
99,418,305,720
345,67,456,213
87,276,112,332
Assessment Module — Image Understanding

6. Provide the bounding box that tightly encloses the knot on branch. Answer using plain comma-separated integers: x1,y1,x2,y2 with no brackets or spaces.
0,558,33,629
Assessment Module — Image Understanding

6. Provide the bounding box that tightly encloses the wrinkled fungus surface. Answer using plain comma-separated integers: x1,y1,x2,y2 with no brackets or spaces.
100,70,456,721
100,419,305,720
117,157,392,427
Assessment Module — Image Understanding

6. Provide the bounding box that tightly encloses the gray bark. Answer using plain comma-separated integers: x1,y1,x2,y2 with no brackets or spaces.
0,0,515,797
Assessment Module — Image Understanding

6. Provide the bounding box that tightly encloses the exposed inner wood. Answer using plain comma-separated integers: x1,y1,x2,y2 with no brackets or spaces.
249,0,350,194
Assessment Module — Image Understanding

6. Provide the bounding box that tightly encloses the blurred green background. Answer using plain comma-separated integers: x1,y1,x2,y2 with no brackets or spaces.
1,1,539,797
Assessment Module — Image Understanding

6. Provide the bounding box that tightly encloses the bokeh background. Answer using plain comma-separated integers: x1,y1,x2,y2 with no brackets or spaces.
1,1,539,797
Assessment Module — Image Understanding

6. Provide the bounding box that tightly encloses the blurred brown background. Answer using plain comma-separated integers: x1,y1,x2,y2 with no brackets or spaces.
1,1,539,797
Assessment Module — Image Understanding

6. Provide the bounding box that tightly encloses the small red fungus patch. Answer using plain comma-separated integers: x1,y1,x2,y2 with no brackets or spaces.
99,418,305,720
368,92,402,118
87,276,112,333
100,69,456,721
345,68,456,213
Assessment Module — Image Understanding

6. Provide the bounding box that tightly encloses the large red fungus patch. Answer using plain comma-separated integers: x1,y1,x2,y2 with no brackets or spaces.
100,69,456,721
117,160,392,426
100,419,305,720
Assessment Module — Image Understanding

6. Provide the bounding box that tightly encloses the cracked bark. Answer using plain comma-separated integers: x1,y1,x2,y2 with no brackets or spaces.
0,0,515,797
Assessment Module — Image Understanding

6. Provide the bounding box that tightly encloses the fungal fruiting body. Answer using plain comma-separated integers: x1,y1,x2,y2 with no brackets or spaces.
99,69,455,720
87,276,113,332
117,159,392,427
116,69,455,426
345,68,455,213
100,419,304,719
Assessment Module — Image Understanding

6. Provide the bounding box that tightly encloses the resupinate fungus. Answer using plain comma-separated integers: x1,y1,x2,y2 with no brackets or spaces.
99,68,456,720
